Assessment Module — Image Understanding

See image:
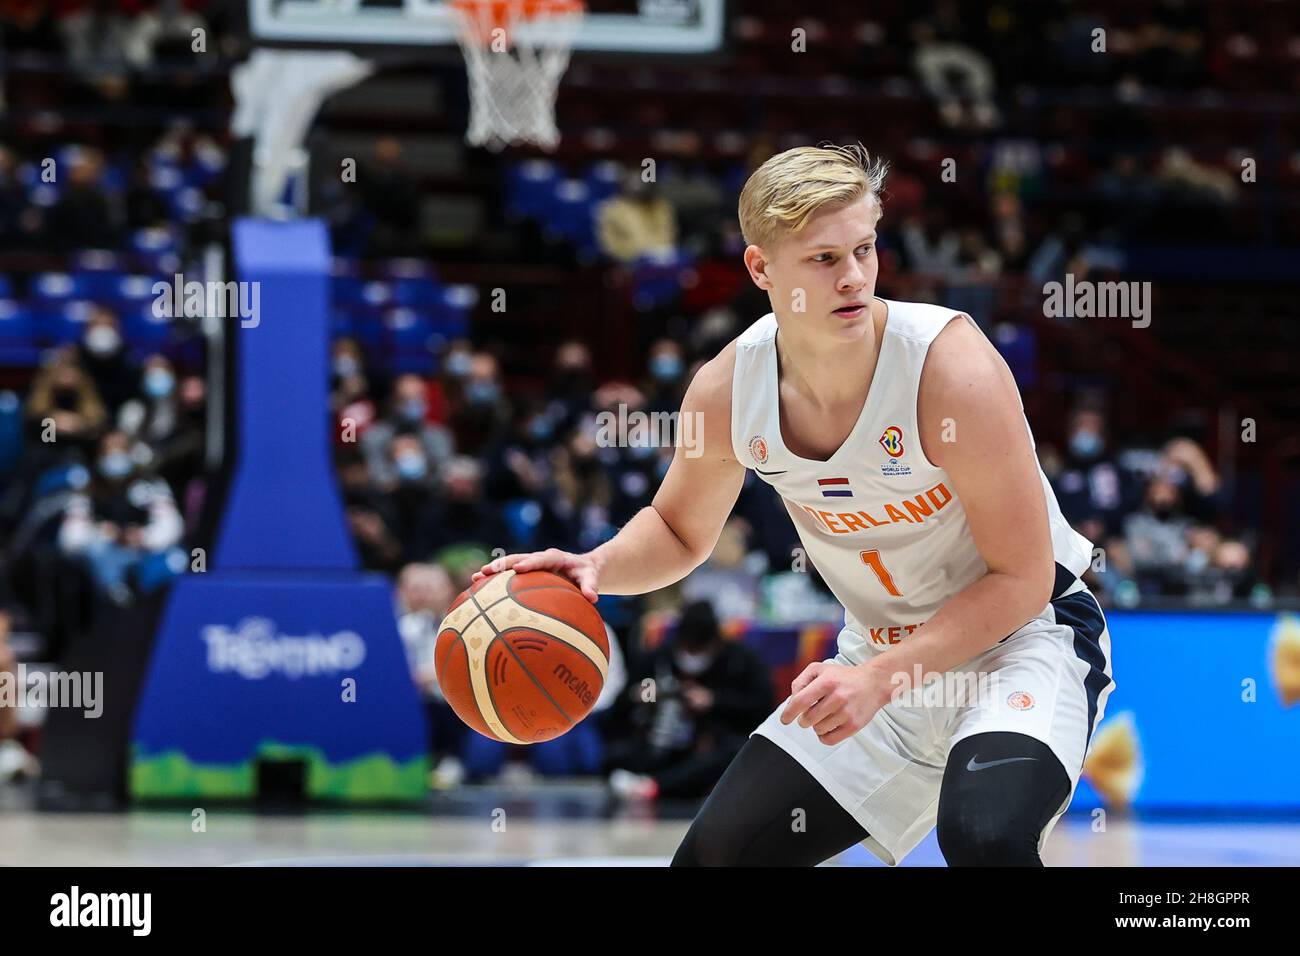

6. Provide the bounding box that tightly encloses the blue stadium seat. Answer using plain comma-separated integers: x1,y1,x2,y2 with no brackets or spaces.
131,227,179,257
630,249,692,311
505,159,560,220
31,272,80,303
391,277,442,307
545,179,598,257
584,160,624,202
384,306,436,372
100,161,128,193
502,499,544,550
383,306,435,345
115,274,163,308
334,277,393,309
182,159,221,189
0,301,38,366
331,274,364,306
168,187,205,223
330,307,355,339
992,322,1039,390
148,164,184,193
120,301,173,354
0,390,22,476
33,462,90,499
39,300,95,346
342,304,383,351
26,183,59,208
433,285,477,339
72,251,126,298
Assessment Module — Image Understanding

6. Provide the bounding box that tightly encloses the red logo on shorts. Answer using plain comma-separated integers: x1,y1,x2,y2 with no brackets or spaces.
749,435,769,465
1007,691,1035,711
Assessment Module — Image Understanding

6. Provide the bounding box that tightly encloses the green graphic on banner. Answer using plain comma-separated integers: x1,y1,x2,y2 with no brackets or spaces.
131,741,428,802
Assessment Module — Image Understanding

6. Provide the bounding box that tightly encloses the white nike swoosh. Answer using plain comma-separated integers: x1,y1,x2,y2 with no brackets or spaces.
966,755,1039,772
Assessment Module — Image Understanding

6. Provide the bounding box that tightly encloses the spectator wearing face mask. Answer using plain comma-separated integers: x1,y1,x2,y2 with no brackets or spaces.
336,446,404,573
1160,435,1223,524
549,428,614,553
546,341,594,436
58,430,183,605
484,402,555,501
24,349,107,461
361,373,455,490
147,373,208,516
415,456,509,559
1121,474,1196,597
76,307,139,412
587,380,662,529
477,405,571,553
330,338,379,443
450,352,511,456
606,600,773,801
118,353,180,448
1182,527,1257,605
643,338,686,415
439,338,474,385
375,433,442,563
1050,407,1140,545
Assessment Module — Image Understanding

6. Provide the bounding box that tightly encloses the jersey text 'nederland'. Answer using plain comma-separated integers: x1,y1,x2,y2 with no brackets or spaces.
796,481,953,535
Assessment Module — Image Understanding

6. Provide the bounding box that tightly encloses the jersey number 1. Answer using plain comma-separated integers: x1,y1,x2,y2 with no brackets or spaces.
859,550,902,597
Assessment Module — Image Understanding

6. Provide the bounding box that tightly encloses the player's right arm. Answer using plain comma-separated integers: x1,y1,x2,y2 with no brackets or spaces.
471,344,745,602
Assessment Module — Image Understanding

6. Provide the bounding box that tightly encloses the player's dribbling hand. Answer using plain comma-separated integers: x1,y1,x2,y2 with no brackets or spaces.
471,548,601,604
780,659,894,746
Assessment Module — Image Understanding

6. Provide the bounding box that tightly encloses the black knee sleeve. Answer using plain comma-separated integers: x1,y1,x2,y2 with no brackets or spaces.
937,732,1072,867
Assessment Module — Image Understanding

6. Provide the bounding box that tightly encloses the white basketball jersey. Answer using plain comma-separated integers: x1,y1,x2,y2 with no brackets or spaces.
730,298,1093,657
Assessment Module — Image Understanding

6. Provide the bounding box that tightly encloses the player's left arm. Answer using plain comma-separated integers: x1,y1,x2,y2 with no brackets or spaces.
781,315,1056,745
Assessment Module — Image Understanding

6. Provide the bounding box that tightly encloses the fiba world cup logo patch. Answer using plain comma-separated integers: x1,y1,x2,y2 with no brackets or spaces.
749,435,769,466
879,425,911,476
1007,690,1036,711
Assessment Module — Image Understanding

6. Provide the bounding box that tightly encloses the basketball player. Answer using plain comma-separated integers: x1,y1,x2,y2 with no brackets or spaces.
473,144,1113,866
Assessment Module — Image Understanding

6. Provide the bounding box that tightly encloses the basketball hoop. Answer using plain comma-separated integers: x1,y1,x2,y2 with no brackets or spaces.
449,0,584,152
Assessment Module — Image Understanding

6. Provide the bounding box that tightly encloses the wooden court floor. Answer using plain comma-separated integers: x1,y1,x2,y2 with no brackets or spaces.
2,782,1297,866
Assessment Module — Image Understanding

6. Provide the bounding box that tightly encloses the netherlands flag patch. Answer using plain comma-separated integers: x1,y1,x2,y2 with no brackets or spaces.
818,477,853,498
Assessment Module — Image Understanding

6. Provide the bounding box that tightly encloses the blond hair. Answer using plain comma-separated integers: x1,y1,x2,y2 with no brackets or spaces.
738,143,888,248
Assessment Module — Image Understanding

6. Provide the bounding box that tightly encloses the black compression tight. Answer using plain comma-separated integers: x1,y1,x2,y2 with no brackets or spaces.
671,731,1071,866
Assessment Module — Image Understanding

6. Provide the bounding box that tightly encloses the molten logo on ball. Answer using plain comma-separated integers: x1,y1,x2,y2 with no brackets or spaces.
435,569,610,744
553,663,597,707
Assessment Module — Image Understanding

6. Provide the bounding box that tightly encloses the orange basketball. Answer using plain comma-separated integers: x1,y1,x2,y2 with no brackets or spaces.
435,569,610,743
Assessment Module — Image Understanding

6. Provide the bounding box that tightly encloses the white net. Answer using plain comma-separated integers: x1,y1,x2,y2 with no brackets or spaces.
450,0,585,151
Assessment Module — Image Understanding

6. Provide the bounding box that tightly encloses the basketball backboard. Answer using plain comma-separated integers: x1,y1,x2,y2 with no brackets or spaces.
249,0,726,53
